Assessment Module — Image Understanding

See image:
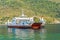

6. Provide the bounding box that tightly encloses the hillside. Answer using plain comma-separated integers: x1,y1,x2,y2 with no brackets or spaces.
49,0,60,3
0,0,60,24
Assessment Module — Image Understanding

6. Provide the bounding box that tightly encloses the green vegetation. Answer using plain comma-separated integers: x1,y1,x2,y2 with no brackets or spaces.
0,0,60,24
33,17,40,23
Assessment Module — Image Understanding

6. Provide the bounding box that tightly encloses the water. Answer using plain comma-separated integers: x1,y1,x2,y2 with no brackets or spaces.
0,24,60,40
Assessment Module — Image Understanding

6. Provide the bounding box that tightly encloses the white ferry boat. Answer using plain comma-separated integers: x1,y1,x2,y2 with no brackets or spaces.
7,11,45,29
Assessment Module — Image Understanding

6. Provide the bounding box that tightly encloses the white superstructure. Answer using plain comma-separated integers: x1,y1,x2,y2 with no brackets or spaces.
7,13,34,26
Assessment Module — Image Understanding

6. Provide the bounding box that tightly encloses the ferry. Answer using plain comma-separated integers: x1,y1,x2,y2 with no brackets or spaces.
7,12,45,30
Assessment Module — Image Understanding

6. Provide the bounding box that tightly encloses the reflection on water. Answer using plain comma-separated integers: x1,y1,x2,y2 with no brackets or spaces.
8,28,47,40
0,24,60,40
40,29,47,40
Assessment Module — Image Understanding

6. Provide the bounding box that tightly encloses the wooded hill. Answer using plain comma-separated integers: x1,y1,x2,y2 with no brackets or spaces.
0,0,60,24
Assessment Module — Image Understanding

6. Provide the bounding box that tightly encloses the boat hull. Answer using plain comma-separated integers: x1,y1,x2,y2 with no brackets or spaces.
8,23,43,30
31,23,42,30
8,26,32,29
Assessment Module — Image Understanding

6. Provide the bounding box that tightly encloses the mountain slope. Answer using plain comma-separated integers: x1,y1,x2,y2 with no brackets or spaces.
0,0,60,24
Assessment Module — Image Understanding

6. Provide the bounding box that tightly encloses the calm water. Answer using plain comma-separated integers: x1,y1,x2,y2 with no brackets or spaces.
0,24,60,40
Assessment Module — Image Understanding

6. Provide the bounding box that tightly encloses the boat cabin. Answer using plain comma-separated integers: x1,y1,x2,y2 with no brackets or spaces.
9,13,34,26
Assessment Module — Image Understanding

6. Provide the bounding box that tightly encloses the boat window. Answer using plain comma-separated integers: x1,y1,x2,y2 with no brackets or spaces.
12,20,15,22
12,20,16,24
16,20,20,24
19,20,31,25
13,19,32,25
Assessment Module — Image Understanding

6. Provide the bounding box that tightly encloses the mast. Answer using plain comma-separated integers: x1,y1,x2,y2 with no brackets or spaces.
21,9,25,16
21,9,27,17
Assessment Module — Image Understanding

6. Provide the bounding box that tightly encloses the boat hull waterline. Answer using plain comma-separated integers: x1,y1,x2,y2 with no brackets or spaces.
8,23,43,30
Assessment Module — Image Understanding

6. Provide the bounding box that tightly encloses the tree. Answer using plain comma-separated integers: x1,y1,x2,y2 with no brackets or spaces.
33,17,40,23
